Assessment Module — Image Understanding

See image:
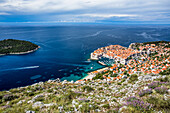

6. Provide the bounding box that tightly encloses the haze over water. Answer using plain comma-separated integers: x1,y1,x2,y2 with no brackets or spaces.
0,25,170,90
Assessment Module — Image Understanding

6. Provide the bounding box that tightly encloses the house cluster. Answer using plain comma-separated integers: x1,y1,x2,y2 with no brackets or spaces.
91,44,150,65
87,42,170,81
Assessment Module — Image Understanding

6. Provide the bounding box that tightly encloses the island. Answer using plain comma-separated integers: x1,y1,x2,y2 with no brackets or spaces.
0,39,40,56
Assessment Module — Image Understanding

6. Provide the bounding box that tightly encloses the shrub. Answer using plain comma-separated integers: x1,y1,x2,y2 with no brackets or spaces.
102,104,110,109
139,88,153,97
3,94,18,101
73,86,77,88
117,82,122,85
82,86,94,92
112,73,118,77
148,81,159,89
159,76,170,82
98,87,103,90
147,97,170,111
126,96,140,102
126,96,152,111
128,74,138,83
78,98,89,102
154,87,168,94
92,73,104,80
63,90,82,102
159,82,170,86
47,89,53,93
0,94,3,99
35,97,44,101
79,103,91,112
26,92,35,96
9,99,20,105
9,89,20,93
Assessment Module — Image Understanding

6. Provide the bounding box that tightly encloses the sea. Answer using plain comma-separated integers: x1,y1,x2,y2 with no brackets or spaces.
0,24,170,90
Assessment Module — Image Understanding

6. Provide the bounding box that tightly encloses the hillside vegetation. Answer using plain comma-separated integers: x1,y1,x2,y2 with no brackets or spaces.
0,72,169,113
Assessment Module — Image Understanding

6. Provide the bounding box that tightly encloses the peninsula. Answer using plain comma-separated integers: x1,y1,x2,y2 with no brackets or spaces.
81,41,170,81
0,39,39,56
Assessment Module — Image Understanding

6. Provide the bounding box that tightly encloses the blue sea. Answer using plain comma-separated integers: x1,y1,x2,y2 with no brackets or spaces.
0,25,170,90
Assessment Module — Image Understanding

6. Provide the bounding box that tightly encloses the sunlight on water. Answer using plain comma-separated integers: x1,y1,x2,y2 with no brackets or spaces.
30,75,42,80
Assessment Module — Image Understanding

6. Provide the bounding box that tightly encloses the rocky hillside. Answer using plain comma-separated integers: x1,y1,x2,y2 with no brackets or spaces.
0,72,169,113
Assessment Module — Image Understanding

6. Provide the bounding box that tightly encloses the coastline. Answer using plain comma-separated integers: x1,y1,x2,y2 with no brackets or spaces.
0,46,40,56
80,41,170,82
80,60,108,81
82,43,134,81
79,42,136,81
82,67,109,80
97,61,107,66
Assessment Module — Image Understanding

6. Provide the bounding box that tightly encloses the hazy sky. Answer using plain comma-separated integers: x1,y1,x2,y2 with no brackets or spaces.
0,0,170,24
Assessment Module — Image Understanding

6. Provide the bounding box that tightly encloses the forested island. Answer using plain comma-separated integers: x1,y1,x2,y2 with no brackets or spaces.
0,39,39,55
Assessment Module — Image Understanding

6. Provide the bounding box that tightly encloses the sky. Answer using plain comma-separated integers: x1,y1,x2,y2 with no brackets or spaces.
0,0,170,24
